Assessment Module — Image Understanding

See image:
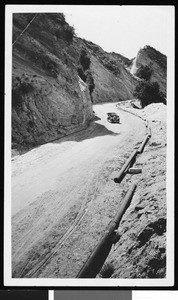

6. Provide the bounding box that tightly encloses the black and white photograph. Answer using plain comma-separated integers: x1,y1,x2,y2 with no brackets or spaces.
4,5,174,286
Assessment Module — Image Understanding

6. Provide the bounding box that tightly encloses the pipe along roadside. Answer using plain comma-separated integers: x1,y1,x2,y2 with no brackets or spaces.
114,149,138,183
77,117,151,278
76,184,137,278
137,134,150,154
114,120,151,182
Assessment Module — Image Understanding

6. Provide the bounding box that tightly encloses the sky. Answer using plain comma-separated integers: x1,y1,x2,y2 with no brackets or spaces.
58,5,174,59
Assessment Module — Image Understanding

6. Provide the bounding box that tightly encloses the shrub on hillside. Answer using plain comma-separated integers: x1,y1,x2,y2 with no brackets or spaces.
63,24,75,44
86,70,95,97
77,49,91,82
12,76,34,110
136,64,153,81
104,58,119,74
77,48,95,100
55,19,75,44
79,49,91,71
96,54,120,76
133,81,165,108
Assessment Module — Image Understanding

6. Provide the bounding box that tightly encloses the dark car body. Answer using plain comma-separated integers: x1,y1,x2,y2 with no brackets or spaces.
107,112,120,123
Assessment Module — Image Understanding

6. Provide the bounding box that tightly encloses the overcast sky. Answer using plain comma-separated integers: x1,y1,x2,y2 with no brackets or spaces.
58,5,174,59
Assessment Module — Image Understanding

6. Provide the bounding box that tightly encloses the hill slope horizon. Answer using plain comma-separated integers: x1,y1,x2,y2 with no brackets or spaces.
12,13,166,149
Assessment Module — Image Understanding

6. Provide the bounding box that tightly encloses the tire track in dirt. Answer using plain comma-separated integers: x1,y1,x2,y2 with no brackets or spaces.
19,172,100,277
12,102,146,278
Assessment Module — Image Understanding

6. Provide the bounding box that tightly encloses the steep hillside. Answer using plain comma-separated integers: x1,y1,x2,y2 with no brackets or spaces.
81,39,138,103
109,51,131,67
12,14,166,150
12,13,139,149
130,46,167,95
12,13,94,148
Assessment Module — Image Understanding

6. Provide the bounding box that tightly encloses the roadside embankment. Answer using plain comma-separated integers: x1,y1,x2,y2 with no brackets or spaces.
98,102,167,278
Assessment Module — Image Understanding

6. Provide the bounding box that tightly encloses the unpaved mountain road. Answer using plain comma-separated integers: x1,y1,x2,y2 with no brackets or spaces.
12,102,146,278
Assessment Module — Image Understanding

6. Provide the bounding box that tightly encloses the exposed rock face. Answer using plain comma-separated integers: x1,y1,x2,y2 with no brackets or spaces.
12,14,166,149
12,13,94,148
81,39,138,103
130,46,167,95
12,13,138,148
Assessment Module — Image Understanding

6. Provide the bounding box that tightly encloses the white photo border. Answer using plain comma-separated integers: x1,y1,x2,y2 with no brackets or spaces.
4,4,175,287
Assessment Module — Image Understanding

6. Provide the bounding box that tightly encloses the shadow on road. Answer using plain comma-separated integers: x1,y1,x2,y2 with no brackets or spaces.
93,115,101,121
12,119,120,157
52,121,120,144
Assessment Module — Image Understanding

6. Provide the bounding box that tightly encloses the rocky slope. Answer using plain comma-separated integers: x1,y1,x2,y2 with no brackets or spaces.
12,13,138,149
12,14,167,150
98,102,166,278
12,13,94,148
79,39,138,103
130,46,167,95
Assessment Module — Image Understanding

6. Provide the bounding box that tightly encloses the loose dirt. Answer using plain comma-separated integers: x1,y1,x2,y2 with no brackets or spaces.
12,102,146,278
98,101,167,279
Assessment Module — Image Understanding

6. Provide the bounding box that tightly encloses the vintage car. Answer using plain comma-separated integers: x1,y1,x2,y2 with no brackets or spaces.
107,112,120,123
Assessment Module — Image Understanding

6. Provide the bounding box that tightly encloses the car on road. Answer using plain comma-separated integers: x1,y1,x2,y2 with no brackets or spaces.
107,112,120,123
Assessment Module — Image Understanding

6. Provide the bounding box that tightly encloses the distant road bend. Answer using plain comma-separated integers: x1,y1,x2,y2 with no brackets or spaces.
12,102,146,278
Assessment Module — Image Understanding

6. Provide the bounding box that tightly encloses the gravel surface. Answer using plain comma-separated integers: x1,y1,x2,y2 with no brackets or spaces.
98,101,167,279
12,102,146,278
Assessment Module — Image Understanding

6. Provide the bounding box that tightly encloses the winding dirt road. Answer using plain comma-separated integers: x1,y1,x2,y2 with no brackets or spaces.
12,102,146,278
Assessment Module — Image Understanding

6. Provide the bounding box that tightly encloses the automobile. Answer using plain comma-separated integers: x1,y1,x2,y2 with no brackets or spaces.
107,112,120,123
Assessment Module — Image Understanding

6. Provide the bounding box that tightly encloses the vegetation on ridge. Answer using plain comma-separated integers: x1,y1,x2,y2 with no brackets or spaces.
133,52,166,108
77,48,95,100
134,80,166,108
136,64,153,81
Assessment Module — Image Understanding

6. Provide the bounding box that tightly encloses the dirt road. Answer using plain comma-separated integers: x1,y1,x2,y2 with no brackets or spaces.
12,102,146,278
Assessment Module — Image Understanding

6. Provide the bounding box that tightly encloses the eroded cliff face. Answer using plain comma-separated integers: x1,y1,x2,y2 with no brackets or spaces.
80,39,138,103
12,13,94,148
130,46,167,95
12,14,165,150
